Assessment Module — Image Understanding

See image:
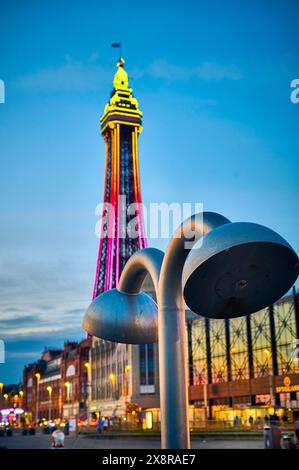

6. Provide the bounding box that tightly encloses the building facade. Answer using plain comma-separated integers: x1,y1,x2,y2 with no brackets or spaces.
23,339,90,423
189,289,299,422
88,58,159,419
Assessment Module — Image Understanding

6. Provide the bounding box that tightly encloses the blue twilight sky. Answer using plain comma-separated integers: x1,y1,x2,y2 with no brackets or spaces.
0,0,298,383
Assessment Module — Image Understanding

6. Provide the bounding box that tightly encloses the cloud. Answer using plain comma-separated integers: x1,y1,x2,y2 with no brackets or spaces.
2,325,68,338
0,314,38,325
147,60,191,80
15,56,242,94
196,62,242,80
7,351,45,359
0,252,90,346
16,55,112,93
146,59,242,81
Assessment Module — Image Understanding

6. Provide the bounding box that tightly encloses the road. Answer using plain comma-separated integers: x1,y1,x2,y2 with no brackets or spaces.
0,432,264,449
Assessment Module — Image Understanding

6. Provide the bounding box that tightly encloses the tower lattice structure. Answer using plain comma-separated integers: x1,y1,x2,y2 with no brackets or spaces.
93,58,147,299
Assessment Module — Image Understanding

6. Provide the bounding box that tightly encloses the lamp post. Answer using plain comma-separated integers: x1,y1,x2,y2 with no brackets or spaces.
109,373,116,399
83,211,299,448
125,365,131,396
84,362,91,402
65,381,70,402
0,383,3,407
35,373,40,424
46,386,52,421
264,349,274,405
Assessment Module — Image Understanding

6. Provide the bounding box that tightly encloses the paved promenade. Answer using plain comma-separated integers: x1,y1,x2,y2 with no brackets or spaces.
0,432,264,449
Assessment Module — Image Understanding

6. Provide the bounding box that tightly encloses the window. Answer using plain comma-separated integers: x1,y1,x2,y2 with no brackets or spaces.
230,317,249,380
191,318,207,385
139,344,155,386
210,319,227,383
66,365,75,377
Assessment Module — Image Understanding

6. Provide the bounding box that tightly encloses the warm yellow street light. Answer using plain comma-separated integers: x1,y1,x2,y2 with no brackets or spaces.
109,373,115,384
65,381,71,401
35,373,41,423
264,349,272,369
46,385,53,421
19,390,24,398
124,365,131,396
264,349,273,404
84,362,91,402
3,393,8,401
264,349,271,358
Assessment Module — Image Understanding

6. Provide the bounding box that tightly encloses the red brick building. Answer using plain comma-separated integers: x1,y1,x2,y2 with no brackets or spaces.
23,338,91,423
61,339,90,420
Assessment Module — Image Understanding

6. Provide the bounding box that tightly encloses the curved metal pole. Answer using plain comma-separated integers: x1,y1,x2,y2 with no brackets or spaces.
116,215,230,448
158,212,230,448
118,247,164,295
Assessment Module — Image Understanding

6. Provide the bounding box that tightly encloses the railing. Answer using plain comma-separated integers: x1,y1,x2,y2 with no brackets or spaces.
80,419,293,433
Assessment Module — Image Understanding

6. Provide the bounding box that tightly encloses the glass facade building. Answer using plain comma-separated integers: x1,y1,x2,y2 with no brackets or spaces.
189,290,299,418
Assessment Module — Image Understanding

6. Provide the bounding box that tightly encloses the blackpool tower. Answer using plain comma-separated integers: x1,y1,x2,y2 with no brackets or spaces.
89,58,158,415
93,57,147,299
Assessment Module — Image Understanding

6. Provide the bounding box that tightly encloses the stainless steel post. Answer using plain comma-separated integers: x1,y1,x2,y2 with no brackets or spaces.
119,213,230,448
158,212,230,448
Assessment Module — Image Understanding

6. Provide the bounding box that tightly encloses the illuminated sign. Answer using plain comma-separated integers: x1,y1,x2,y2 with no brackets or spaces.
275,376,299,393
0,408,24,416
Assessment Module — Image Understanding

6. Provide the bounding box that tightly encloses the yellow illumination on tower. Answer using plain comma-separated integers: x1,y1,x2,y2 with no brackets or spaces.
100,58,142,135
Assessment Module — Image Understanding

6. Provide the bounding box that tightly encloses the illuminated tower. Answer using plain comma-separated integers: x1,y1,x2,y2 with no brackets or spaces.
89,59,158,416
93,57,147,298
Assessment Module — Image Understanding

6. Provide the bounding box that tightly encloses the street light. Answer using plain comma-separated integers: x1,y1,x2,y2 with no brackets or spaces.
125,365,131,396
84,362,91,401
65,382,70,401
35,373,40,424
46,386,52,421
264,349,274,404
109,373,116,398
83,211,299,448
